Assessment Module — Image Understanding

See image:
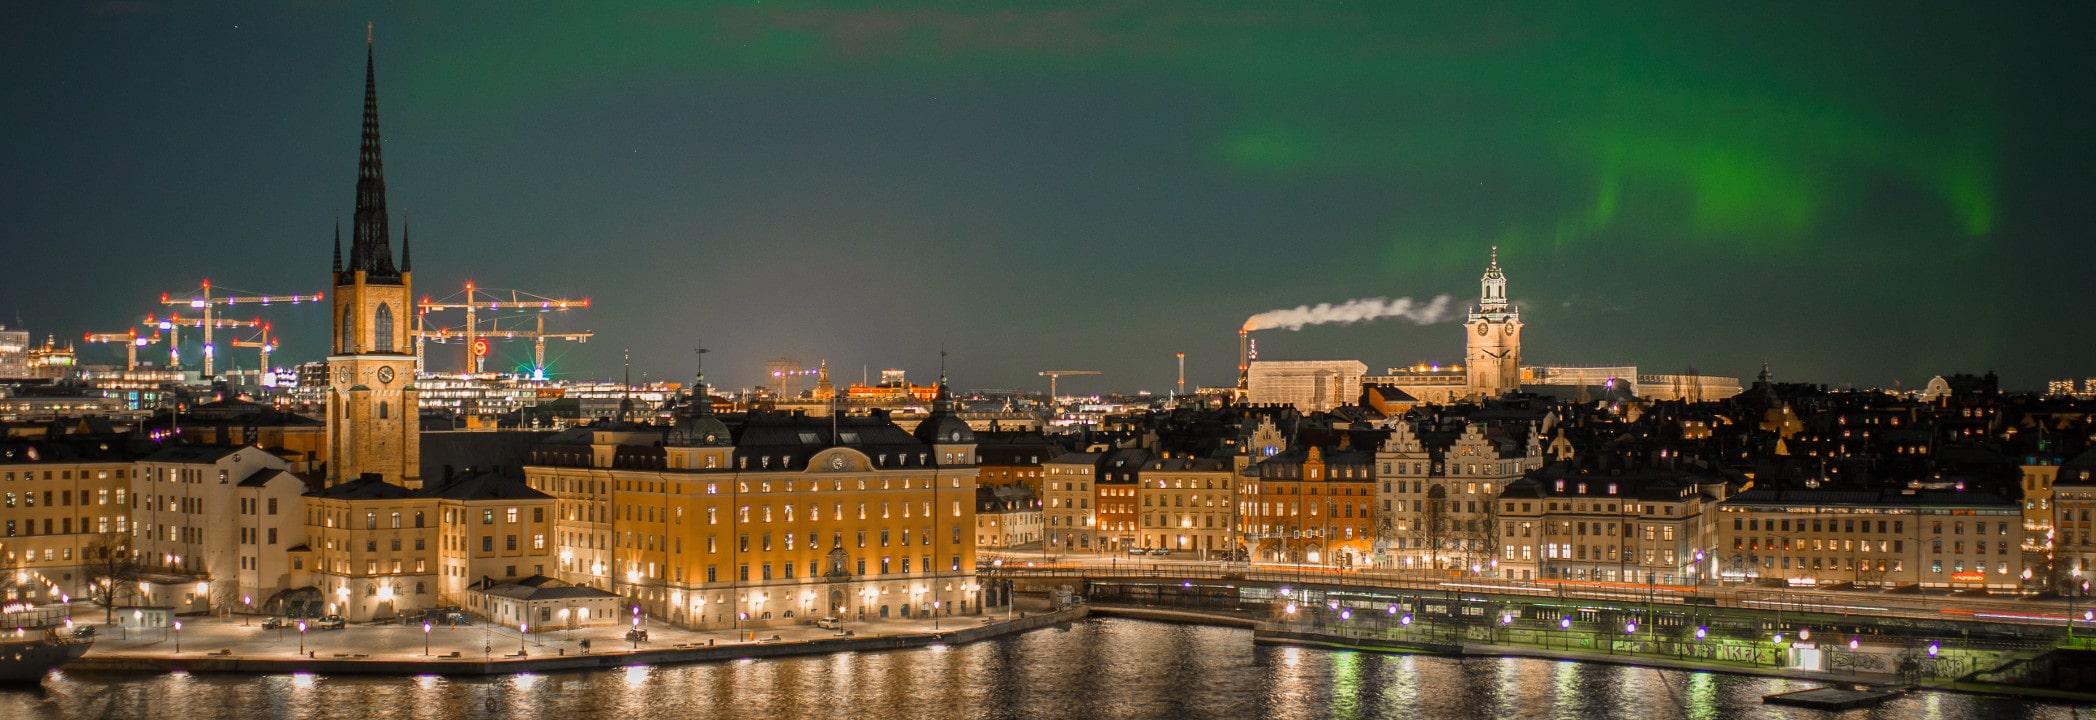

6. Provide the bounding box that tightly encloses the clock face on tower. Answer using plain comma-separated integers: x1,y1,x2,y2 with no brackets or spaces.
377,367,396,384
1476,323,1489,336
829,456,848,471
335,367,352,385
1505,323,1516,336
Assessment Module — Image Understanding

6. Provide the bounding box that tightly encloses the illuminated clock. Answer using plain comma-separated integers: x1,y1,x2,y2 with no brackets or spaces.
1476,324,1489,336
334,367,352,385
377,367,396,384
1504,323,1516,335
829,456,848,471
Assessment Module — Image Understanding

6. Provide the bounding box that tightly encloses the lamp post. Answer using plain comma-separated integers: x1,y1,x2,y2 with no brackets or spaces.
173,620,182,654
2069,571,2087,644
1559,616,1572,650
933,601,942,631
243,596,252,626
631,616,641,650
423,621,432,656
519,623,528,655
297,620,307,655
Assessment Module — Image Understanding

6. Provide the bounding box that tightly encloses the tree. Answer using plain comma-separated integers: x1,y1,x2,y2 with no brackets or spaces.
82,532,140,624
1417,485,1450,571
1466,494,1502,574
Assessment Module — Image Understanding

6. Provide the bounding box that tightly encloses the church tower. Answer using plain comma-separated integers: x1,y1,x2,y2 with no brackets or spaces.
1464,247,1522,399
327,30,421,488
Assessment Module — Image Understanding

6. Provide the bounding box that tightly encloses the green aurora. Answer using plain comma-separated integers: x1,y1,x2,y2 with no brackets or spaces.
3,2,2088,389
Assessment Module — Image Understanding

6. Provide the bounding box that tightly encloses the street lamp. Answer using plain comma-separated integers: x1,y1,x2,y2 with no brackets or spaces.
173,620,182,653
243,596,252,626
423,621,432,656
519,623,528,655
1559,616,1572,649
297,620,307,655
933,600,942,631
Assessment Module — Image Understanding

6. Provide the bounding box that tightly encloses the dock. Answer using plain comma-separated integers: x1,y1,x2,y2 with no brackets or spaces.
1763,685,1908,710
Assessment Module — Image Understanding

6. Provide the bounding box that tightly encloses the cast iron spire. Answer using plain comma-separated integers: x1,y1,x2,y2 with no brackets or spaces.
351,24,398,280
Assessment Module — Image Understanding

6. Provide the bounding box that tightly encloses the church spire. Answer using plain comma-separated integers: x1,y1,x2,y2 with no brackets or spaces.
1478,245,1508,312
332,216,342,274
400,217,411,272
351,24,397,280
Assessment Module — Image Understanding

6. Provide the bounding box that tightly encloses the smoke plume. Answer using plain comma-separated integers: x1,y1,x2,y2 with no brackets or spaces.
1242,295,1456,332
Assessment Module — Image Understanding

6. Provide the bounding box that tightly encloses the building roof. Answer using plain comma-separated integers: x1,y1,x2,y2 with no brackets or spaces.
308,472,419,500
1722,488,2017,510
141,443,249,464
423,469,552,502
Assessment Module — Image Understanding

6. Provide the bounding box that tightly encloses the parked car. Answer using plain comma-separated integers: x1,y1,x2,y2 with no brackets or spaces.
814,617,841,630
315,615,346,630
1126,547,1147,556
1149,548,1172,556
261,617,287,630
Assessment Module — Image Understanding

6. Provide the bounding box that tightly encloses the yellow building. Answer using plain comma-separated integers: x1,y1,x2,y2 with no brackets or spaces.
0,436,136,603
1136,455,1240,555
302,469,555,620
527,388,983,629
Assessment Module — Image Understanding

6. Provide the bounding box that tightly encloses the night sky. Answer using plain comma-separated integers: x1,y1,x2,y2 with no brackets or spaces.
6,2,2091,394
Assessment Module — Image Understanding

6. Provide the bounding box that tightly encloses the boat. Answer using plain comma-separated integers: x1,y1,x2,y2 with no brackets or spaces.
0,629,93,683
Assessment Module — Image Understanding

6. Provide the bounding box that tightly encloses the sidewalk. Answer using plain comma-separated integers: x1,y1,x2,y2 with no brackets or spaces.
67,599,1066,674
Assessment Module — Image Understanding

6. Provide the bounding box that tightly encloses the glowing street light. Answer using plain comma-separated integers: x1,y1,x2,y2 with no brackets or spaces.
423,622,433,656
519,623,528,655
173,620,183,653
1848,637,1859,651
1695,626,1708,640
298,620,308,655
1928,642,1940,658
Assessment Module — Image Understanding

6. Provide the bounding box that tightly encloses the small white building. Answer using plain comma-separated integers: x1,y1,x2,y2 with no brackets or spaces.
466,575,622,629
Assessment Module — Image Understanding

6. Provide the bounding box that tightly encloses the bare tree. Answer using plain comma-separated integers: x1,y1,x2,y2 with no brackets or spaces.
82,533,140,624
1465,495,1502,574
1417,485,1449,571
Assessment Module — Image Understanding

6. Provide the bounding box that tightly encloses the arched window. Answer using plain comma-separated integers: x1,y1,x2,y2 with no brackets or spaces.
379,401,389,419
341,307,355,351
373,303,394,353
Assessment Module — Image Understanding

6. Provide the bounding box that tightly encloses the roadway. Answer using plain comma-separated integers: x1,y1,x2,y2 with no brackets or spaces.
980,550,2095,635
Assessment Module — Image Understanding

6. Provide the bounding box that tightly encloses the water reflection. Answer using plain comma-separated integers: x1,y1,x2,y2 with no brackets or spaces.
2,619,2084,720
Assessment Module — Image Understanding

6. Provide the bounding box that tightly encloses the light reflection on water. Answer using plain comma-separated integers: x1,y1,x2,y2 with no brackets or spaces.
7,619,2088,720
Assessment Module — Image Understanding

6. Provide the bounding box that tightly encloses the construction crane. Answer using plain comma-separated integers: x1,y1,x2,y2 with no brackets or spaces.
143,313,261,372
82,329,161,371
416,283,593,376
1037,370,1101,400
159,280,323,376
230,323,279,375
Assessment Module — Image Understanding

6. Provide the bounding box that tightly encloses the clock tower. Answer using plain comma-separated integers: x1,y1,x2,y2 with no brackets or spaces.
1464,247,1522,399
326,34,421,489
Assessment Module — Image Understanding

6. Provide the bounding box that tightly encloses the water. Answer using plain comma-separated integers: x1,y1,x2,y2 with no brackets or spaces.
4,619,2084,719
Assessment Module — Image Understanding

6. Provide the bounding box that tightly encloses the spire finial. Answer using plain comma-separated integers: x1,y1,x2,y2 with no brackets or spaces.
691,342,710,414
367,22,372,45
332,215,342,274
1490,245,1499,269
352,26,395,277
400,215,411,272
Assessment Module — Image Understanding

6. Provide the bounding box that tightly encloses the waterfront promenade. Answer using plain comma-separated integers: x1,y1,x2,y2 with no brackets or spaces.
62,599,1073,676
